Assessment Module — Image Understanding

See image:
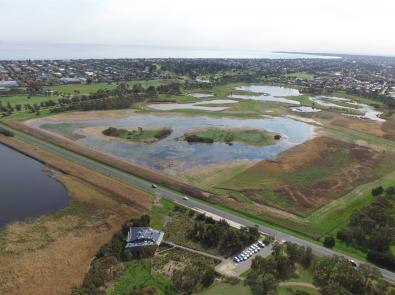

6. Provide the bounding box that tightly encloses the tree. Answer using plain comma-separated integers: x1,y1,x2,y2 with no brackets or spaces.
323,236,336,248
359,263,381,290
313,256,365,294
276,255,295,280
301,247,313,269
201,269,215,287
372,186,384,196
250,273,278,295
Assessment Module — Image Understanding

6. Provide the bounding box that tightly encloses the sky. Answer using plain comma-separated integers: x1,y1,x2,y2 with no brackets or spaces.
1,0,394,56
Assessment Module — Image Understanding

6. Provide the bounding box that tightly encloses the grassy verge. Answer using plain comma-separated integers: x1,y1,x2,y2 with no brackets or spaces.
149,198,175,230
277,285,319,295
0,95,59,107
197,282,252,295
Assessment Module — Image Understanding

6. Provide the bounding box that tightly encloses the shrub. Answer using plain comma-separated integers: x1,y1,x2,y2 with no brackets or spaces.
367,251,395,272
323,236,336,249
372,186,384,196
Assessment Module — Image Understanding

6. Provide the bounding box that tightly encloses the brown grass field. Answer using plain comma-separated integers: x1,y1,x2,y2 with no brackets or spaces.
214,136,395,216
0,176,147,295
0,134,151,295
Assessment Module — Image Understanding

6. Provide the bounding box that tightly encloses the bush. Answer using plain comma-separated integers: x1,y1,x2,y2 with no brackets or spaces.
201,269,216,287
323,236,336,249
372,186,384,196
367,251,395,272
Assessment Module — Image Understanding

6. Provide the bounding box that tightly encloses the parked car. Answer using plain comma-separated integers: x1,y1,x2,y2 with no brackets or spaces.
258,241,265,248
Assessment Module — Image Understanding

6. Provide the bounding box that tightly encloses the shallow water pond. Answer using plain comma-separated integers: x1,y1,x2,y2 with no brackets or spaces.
230,85,301,105
309,96,384,122
147,99,238,111
188,93,213,98
35,114,315,174
291,106,321,113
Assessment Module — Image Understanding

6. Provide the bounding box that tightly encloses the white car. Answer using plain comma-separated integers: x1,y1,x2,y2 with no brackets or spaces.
183,196,189,200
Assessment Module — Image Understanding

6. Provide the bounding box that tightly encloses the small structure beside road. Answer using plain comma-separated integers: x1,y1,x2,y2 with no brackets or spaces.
125,227,164,251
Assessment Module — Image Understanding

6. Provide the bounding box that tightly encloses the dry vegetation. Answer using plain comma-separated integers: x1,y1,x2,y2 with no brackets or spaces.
0,176,147,295
215,136,395,216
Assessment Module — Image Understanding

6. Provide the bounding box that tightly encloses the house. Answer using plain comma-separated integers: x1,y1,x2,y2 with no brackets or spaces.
59,77,87,84
0,81,18,88
125,227,164,251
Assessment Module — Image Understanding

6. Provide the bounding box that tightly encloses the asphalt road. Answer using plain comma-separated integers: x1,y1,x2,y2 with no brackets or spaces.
1,122,394,285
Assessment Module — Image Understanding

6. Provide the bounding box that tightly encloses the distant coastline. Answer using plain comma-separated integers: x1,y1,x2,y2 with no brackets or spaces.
275,51,395,59
0,43,340,61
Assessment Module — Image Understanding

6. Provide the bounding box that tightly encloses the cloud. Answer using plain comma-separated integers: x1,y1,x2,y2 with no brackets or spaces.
0,0,394,55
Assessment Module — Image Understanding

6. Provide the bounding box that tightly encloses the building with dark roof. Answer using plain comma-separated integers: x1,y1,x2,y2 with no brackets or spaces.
125,227,164,251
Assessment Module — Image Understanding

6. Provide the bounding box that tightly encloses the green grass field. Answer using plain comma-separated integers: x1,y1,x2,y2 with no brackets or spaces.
277,285,319,295
46,79,166,94
106,259,176,295
197,282,252,295
285,71,315,81
149,198,175,230
0,95,59,107
184,128,275,146
103,127,172,142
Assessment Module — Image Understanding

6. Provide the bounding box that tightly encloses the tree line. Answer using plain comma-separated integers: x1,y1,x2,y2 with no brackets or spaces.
246,242,313,294
173,205,260,257
337,186,395,271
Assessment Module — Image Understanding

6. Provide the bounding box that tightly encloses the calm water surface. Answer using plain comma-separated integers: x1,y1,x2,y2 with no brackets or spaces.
231,85,301,105
36,114,315,174
0,43,341,60
0,144,69,227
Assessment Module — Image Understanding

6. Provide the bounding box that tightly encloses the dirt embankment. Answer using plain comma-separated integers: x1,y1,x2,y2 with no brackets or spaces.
0,134,150,211
5,120,211,201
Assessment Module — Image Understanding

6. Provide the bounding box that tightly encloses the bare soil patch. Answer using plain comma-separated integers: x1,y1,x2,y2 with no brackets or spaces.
25,109,138,125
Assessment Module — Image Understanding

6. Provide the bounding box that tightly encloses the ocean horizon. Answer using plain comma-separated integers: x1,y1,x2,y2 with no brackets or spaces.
0,43,339,60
